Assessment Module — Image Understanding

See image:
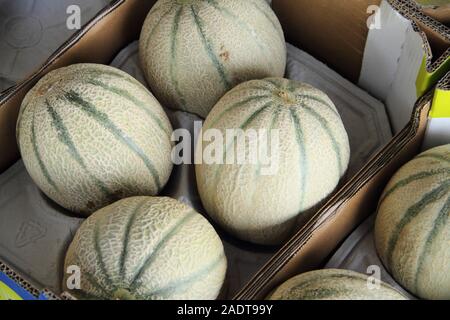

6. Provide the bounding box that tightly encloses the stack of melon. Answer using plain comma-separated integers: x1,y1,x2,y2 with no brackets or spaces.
16,0,354,300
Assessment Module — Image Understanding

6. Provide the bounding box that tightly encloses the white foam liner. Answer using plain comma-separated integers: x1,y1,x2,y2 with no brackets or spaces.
0,0,109,92
0,41,393,297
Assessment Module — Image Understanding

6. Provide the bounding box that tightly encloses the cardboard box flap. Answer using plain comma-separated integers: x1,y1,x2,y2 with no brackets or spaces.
395,0,450,72
0,0,157,173
359,0,421,102
422,5,450,26
359,0,450,132
272,0,448,133
272,0,381,83
392,0,450,83
234,90,433,300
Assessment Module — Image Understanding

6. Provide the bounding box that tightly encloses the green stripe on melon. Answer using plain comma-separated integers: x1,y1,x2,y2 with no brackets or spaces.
30,111,59,192
139,0,286,118
17,64,173,215
190,5,232,91
268,269,407,300
85,79,171,139
45,100,113,198
63,197,227,300
170,6,188,111
195,78,350,245
375,144,450,300
213,101,273,179
63,90,163,189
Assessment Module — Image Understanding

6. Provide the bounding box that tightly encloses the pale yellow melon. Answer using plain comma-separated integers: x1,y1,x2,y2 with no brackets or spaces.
16,64,173,215
268,269,407,300
139,0,286,117
375,144,450,300
63,196,227,300
195,78,350,245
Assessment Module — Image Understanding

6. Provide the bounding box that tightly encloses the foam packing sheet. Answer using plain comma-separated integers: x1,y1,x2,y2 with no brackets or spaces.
0,0,109,92
0,41,393,297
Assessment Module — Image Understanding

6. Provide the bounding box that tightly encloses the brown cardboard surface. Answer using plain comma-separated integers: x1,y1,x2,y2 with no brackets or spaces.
272,0,382,83
423,6,450,26
234,92,432,299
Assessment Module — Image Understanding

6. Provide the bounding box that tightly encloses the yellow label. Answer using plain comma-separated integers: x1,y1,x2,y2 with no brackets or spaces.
0,281,24,300
416,56,450,118
416,56,450,97
430,87,450,118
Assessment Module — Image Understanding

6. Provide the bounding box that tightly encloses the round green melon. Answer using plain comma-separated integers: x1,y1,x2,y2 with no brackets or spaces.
63,196,227,300
17,64,173,216
139,0,286,118
268,269,407,300
375,144,450,300
195,78,350,245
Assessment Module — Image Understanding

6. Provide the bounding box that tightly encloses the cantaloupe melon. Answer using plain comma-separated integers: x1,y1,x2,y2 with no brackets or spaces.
17,64,173,215
195,78,350,245
268,269,406,300
268,269,407,300
139,0,286,118
375,144,450,300
63,196,227,300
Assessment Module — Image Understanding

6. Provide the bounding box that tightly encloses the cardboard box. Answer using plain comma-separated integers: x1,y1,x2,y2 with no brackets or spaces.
0,0,448,299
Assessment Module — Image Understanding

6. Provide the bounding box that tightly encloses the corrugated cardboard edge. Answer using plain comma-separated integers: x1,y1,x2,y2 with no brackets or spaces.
422,6,450,26
394,0,450,38
438,69,450,90
389,0,450,73
0,260,42,299
60,292,77,301
234,90,433,300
